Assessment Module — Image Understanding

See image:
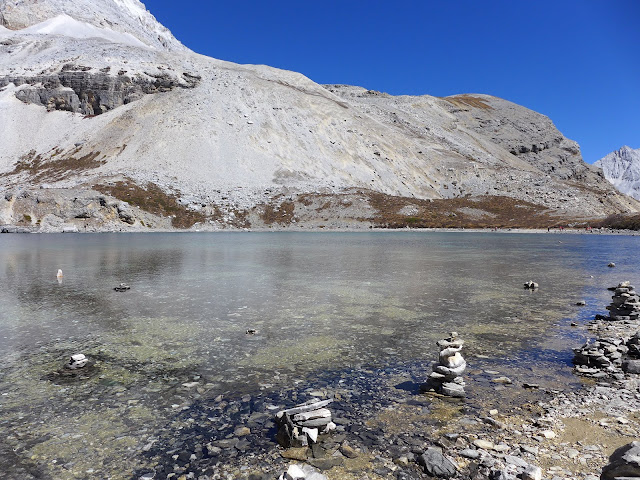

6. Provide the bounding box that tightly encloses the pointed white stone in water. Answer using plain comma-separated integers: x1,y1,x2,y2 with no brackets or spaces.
302,426,319,443
284,464,305,480
321,421,336,434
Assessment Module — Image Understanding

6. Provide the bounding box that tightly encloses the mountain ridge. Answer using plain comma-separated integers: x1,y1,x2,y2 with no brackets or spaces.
1,0,639,232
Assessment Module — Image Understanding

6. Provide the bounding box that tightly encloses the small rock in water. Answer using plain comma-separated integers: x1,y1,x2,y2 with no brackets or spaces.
492,376,513,385
246,329,257,335
608,262,616,267
576,300,586,306
523,280,539,290
66,353,88,369
114,283,130,292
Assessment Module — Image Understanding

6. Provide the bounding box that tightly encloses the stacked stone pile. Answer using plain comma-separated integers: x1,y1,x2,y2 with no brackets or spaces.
275,399,336,448
605,281,640,321
422,332,467,397
627,332,640,357
573,337,627,373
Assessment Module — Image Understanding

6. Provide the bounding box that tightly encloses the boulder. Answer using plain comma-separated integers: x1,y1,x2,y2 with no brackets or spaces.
418,448,457,478
601,441,640,480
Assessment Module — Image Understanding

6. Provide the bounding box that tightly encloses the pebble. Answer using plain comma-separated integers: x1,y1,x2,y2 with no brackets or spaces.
492,376,513,384
473,439,495,450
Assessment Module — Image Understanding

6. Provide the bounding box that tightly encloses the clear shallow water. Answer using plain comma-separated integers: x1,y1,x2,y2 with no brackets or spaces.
0,232,639,478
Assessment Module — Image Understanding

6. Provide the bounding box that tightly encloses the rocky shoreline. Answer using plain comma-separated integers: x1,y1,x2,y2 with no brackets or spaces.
1,224,639,236
126,293,640,480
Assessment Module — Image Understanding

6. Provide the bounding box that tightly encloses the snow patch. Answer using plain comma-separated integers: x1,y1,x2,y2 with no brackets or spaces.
8,14,149,48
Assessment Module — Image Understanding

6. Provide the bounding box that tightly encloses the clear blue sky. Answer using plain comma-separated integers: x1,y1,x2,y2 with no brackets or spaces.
149,0,639,163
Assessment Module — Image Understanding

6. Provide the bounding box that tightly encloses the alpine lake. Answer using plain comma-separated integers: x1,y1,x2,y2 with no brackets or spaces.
1,231,638,479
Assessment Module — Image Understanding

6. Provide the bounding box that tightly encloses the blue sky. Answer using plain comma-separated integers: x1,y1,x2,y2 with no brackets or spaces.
149,0,639,163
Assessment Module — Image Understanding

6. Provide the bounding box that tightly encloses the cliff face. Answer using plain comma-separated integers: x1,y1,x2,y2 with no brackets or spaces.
595,146,640,201
1,1,638,231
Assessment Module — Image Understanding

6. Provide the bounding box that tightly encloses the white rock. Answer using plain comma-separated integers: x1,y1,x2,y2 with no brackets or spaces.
473,439,494,450
302,427,318,443
67,353,88,369
284,464,306,480
522,465,542,480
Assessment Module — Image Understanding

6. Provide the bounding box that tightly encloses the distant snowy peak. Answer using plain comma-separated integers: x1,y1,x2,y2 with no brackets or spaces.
0,0,186,51
595,146,640,200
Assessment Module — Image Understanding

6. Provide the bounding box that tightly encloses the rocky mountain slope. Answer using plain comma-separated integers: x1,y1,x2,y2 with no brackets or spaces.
1,0,639,232
595,146,640,201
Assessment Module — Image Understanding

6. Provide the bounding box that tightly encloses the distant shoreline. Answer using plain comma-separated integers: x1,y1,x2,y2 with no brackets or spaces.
1,225,639,235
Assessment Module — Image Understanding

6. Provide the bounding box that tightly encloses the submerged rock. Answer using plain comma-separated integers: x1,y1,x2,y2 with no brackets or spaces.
114,283,131,292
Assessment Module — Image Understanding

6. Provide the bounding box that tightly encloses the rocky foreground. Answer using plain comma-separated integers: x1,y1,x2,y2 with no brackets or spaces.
119,290,640,480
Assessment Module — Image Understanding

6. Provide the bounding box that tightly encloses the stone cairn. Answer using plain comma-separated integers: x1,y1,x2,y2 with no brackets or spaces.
605,281,640,321
421,332,466,397
275,399,335,448
573,337,626,373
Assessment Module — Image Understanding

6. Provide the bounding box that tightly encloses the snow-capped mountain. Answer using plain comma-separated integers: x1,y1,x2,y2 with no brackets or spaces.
0,0,639,231
595,146,640,200
0,0,184,50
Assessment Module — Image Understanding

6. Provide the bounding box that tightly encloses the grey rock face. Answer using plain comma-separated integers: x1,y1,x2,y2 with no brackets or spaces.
1,69,200,115
600,441,640,480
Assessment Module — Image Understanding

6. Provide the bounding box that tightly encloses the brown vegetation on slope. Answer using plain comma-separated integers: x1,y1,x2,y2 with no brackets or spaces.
443,95,493,110
4,147,106,182
94,180,207,228
594,214,640,231
365,192,570,229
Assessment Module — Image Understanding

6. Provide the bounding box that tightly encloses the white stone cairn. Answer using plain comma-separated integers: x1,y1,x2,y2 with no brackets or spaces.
606,281,640,321
66,353,88,369
422,332,466,397
275,399,335,448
